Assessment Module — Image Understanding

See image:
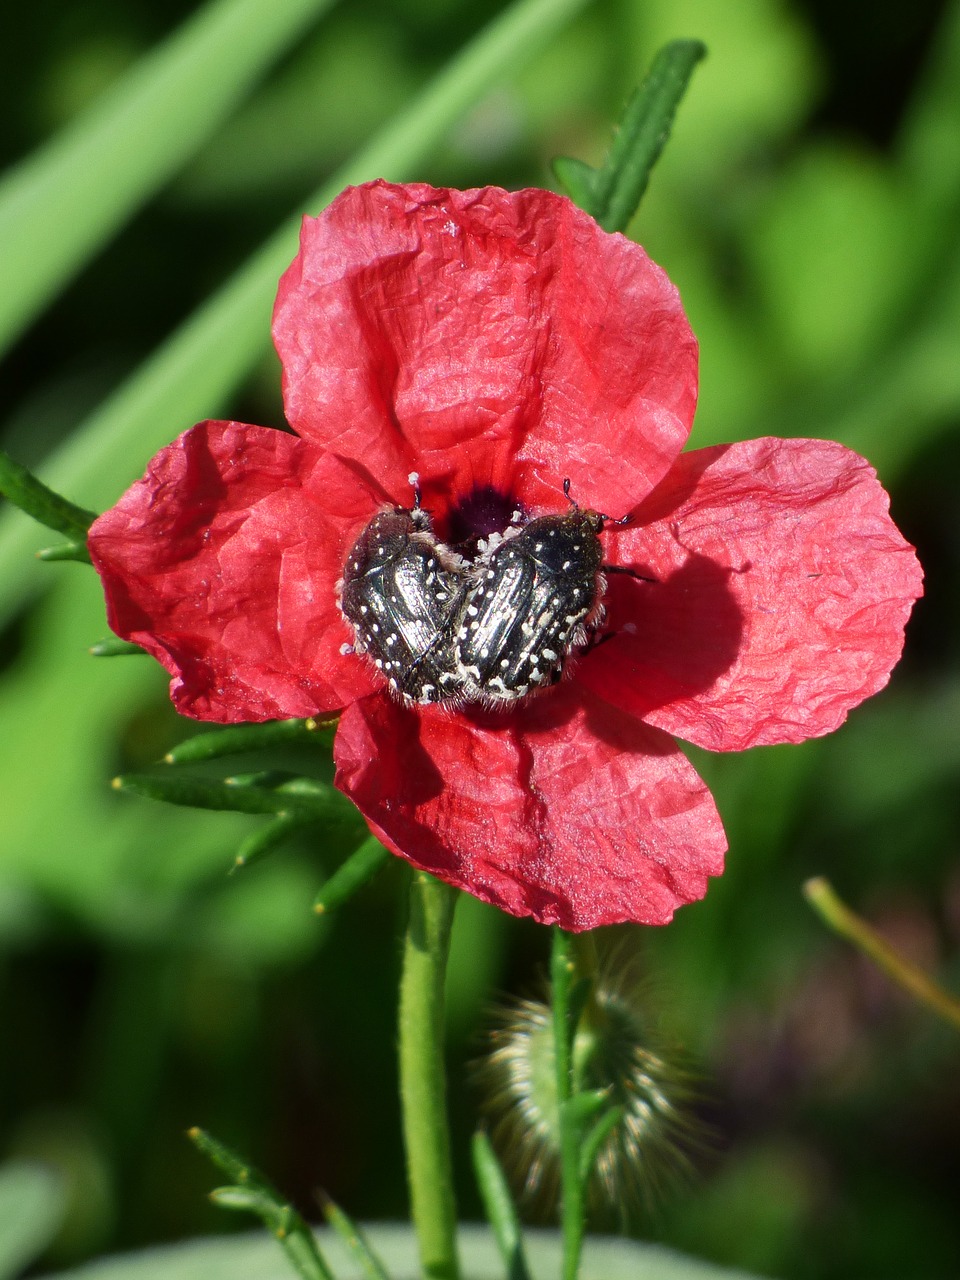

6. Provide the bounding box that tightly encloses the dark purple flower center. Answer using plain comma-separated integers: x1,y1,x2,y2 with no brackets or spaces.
446,485,528,551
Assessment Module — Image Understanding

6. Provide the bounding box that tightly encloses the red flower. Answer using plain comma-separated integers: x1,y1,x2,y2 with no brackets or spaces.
88,181,923,931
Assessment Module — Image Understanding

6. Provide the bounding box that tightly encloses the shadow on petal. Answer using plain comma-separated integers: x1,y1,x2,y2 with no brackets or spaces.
577,550,745,723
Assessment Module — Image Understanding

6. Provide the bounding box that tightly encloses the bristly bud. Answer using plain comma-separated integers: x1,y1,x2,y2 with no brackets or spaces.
473,943,709,1226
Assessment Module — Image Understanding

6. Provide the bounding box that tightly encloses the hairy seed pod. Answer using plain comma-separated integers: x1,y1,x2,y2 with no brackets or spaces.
339,507,469,704
474,949,708,1226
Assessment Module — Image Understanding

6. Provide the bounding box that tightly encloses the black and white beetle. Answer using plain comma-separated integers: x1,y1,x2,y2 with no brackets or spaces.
455,480,622,702
339,501,469,705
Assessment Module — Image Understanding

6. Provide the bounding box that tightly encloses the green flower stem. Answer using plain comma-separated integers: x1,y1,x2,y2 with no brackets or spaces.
398,872,460,1280
804,877,960,1032
551,927,584,1280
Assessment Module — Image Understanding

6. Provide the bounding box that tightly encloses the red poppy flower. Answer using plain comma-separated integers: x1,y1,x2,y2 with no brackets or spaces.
88,181,923,931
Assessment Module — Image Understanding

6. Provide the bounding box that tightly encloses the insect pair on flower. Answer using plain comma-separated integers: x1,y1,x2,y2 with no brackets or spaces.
88,180,922,930
339,477,618,706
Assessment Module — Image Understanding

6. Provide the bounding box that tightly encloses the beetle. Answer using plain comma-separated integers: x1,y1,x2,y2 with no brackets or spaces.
455,481,619,702
339,503,469,704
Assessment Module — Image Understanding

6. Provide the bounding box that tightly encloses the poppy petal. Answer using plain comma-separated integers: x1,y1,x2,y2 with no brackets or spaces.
273,181,697,518
88,420,380,721
333,683,725,930
577,438,923,750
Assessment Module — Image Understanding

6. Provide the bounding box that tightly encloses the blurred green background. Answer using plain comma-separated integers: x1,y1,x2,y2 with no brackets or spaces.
1,0,958,1277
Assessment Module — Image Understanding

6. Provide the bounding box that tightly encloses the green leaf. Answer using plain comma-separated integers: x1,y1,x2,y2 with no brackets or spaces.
549,156,598,210
319,1194,391,1280
89,638,147,657
0,0,592,628
577,1105,623,1185
35,542,92,565
188,1130,335,1280
560,1088,612,1133
471,1132,532,1280
164,718,333,764
232,813,319,872
114,772,346,819
0,0,337,357
313,837,390,915
188,1128,265,1188
0,449,95,541
0,1162,65,1280
552,39,706,231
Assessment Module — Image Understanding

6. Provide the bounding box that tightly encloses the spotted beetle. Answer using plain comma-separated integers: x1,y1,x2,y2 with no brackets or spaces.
339,505,469,704
456,482,616,702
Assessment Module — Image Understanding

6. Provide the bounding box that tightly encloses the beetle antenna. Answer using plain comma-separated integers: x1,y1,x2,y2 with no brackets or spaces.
563,477,630,526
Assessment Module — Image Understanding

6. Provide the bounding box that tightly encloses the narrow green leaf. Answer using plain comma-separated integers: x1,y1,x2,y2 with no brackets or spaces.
0,0,337,356
189,1129,334,1280
313,837,390,914
555,39,706,232
89,637,146,657
187,1127,264,1187
232,813,318,872
561,1088,612,1132
550,155,599,210
595,40,706,231
35,541,91,564
114,771,343,818
319,1192,392,1280
210,1186,273,1212
165,717,333,763
0,448,94,540
471,1132,532,1280
577,1104,623,1185
0,0,592,627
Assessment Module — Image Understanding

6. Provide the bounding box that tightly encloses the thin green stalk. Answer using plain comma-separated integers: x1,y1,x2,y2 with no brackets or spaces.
398,872,460,1280
0,0,590,624
471,1131,532,1280
551,927,583,1280
0,448,95,541
804,877,960,1032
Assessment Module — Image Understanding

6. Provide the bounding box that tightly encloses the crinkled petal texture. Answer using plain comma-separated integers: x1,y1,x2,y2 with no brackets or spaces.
576,438,923,751
88,420,382,721
273,181,698,521
334,682,725,931
87,181,922,931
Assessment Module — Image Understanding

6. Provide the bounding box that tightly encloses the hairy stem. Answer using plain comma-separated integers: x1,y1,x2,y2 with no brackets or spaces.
551,926,584,1280
399,872,461,1280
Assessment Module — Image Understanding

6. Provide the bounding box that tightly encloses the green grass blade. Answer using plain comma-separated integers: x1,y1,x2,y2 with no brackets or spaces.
0,0,591,626
471,1131,532,1280
0,0,336,356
